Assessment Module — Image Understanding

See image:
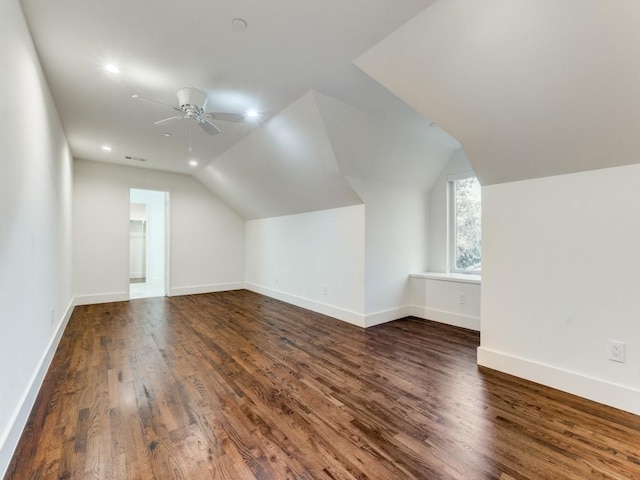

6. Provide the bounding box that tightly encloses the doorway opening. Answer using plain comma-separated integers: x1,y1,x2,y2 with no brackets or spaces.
129,188,168,299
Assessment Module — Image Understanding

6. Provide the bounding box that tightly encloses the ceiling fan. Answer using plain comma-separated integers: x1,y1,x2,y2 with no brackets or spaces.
132,87,245,136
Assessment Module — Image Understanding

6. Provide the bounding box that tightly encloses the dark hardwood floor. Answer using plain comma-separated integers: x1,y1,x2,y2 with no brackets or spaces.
6,290,640,479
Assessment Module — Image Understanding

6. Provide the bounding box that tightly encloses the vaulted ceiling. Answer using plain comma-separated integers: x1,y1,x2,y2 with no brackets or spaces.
356,0,640,186
19,0,441,174
196,91,458,219
20,0,636,217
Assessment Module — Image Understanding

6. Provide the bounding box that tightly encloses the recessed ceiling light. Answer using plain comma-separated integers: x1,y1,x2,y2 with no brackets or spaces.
189,160,198,167
104,64,120,74
232,18,247,30
163,132,172,137
102,145,112,151
246,109,259,119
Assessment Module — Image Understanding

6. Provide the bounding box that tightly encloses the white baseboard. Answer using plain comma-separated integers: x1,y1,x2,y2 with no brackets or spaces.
410,305,480,331
245,283,366,327
74,291,128,305
0,298,75,479
168,282,244,297
477,346,640,416
364,306,412,328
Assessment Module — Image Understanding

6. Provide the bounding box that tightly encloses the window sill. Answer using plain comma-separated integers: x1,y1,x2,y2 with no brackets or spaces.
410,272,481,285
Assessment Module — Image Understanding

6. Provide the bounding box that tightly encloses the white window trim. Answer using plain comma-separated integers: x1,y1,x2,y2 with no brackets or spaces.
447,171,481,275
410,272,481,284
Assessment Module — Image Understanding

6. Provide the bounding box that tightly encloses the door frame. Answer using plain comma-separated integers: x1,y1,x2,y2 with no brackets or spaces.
127,187,170,299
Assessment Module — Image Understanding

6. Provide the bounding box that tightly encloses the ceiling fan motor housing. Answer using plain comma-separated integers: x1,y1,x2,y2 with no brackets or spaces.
177,87,208,113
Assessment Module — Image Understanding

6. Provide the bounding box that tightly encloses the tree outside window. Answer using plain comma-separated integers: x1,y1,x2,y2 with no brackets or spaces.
450,176,481,273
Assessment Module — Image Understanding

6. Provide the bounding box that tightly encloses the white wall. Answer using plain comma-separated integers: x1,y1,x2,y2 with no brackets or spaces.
309,92,454,325
479,163,640,415
244,179,430,328
73,159,245,303
244,181,433,328
0,0,73,475
345,178,428,325
245,206,366,326
410,275,481,331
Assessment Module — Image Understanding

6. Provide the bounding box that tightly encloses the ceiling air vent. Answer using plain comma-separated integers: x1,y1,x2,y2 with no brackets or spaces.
125,155,146,162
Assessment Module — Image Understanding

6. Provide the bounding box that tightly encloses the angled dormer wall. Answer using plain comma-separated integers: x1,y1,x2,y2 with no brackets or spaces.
196,92,362,220
355,0,640,186
196,92,368,323
314,91,459,322
355,0,640,414
208,89,458,326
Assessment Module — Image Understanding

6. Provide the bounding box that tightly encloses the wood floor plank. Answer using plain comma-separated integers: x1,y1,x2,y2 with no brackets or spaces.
6,290,640,479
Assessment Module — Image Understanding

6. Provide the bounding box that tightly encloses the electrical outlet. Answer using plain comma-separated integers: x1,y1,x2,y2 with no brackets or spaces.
50,308,55,324
323,285,329,296
609,341,625,363
459,292,467,305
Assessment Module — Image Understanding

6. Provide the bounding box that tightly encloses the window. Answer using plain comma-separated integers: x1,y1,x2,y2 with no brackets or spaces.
449,173,481,273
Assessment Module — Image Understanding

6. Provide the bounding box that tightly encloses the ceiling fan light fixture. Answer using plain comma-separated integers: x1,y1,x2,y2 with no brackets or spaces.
133,87,246,139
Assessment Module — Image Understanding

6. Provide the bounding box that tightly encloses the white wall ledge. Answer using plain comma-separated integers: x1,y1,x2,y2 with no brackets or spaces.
410,272,481,285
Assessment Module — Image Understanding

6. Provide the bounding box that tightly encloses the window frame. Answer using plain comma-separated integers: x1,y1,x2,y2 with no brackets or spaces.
447,171,482,275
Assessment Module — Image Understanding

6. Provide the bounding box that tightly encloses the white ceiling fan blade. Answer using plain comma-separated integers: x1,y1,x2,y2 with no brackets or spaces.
153,115,184,125
199,118,221,136
204,112,245,122
132,94,182,113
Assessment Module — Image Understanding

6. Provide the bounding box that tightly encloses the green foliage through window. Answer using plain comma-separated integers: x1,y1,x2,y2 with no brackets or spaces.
452,177,481,272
